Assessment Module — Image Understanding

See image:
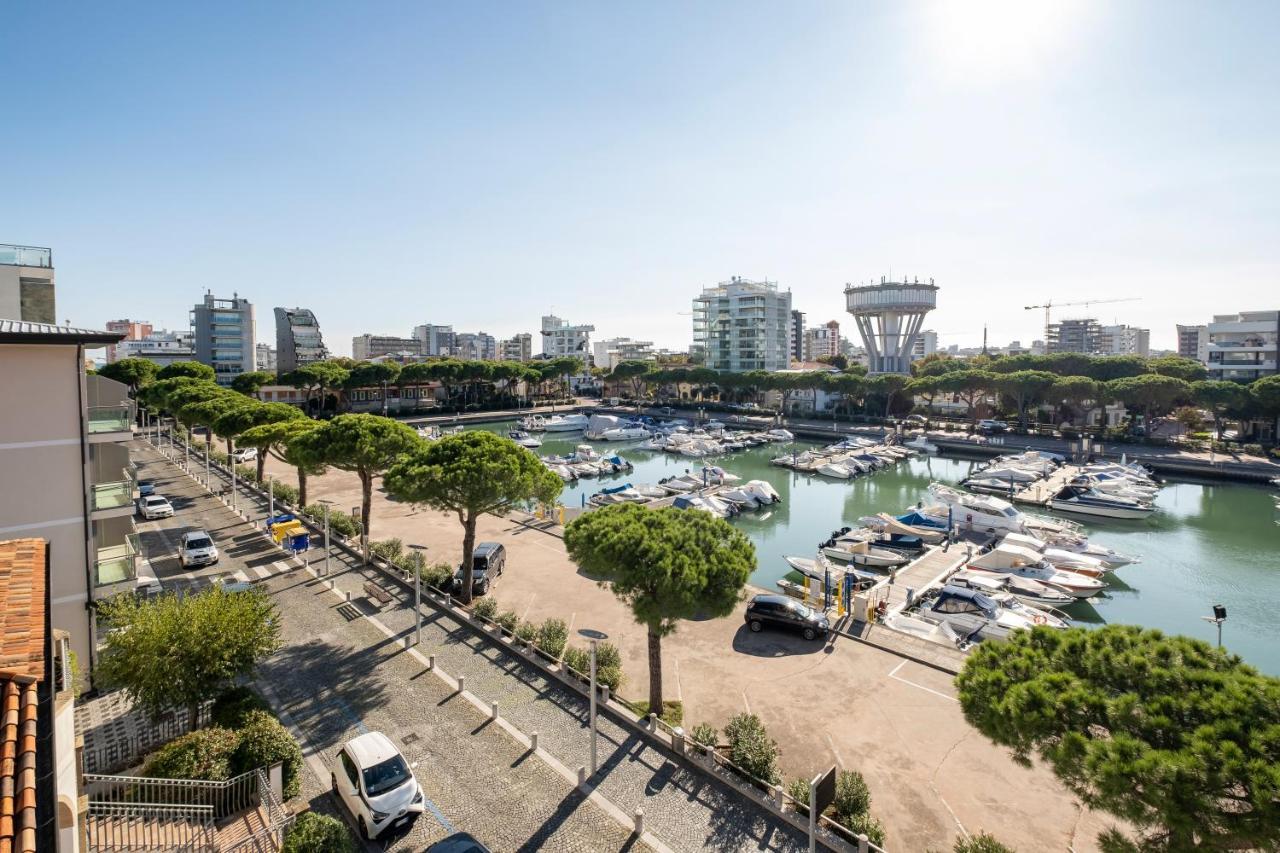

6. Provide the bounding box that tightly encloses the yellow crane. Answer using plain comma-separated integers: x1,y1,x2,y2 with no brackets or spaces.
1024,297,1141,343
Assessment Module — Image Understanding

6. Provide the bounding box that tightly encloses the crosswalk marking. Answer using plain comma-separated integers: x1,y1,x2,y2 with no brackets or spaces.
273,561,293,574
251,565,272,579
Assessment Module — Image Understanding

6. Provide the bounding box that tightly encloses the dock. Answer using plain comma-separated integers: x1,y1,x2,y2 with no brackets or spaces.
1008,464,1081,506
877,544,970,617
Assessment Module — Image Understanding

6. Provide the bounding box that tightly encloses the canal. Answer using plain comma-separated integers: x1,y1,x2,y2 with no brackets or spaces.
468,420,1280,675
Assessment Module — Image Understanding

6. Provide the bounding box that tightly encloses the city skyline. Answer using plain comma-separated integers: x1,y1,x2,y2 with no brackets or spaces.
3,2,1277,352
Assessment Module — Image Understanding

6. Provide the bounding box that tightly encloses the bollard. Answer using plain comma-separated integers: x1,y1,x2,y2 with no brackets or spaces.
530,732,539,751
428,654,435,670
490,701,499,721
457,675,465,694
577,766,586,786
345,590,351,602
633,807,644,836
444,594,452,608
857,833,869,853
646,713,657,733
404,636,411,650
672,726,685,755
775,784,786,809
601,685,610,704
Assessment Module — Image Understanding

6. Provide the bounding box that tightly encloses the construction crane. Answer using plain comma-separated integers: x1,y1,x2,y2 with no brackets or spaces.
1024,297,1141,344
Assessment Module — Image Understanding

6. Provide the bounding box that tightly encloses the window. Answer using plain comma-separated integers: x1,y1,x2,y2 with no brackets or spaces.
340,752,359,787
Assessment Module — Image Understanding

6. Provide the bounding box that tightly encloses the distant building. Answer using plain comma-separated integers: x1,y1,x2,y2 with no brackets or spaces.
115,329,196,367
844,276,938,374
541,315,594,360
274,307,329,373
910,329,938,360
1206,310,1278,381
803,321,841,362
789,309,806,362
191,292,256,386
1030,339,1047,356
104,319,153,363
500,333,532,362
256,343,277,372
1098,324,1151,357
454,331,497,361
352,334,423,361
1177,324,1209,363
414,324,456,357
692,277,792,372
0,243,55,324
1047,317,1102,354
593,337,655,372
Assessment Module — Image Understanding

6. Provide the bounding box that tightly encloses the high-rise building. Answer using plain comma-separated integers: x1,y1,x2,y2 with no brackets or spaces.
0,243,55,324
1177,324,1209,363
1206,310,1279,381
693,277,792,372
256,343,277,372
115,329,195,367
789,309,806,362
1098,324,1151,357
1047,317,1102,354
845,276,938,374
454,331,497,361
540,315,594,360
803,321,841,362
274,307,329,373
0,320,135,679
500,333,532,362
911,329,939,360
104,319,153,363
191,292,256,386
593,337,656,372
413,324,456,357
352,334,423,360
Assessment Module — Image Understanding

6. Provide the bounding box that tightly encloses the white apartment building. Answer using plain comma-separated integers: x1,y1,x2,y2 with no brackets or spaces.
540,315,594,360
500,333,532,361
1206,311,1279,381
256,342,277,372
910,329,938,360
1177,324,1209,363
592,337,655,371
114,329,196,367
414,324,456,356
803,321,841,362
1098,324,1151,357
692,277,792,372
352,334,422,360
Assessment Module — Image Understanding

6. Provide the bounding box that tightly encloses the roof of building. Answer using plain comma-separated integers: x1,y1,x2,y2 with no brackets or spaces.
0,319,125,346
0,538,47,853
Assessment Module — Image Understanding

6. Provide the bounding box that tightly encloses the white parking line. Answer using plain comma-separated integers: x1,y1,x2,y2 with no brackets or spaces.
741,689,752,714
251,565,272,579
887,661,958,702
672,657,683,701
272,561,294,575
824,733,845,769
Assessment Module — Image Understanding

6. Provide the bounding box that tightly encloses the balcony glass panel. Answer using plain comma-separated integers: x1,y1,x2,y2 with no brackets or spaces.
91,480,134,512
0,244,52,267
95,534,140,587
88,405,133,434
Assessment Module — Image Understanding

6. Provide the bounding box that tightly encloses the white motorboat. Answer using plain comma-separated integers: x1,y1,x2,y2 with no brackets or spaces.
948,568,1077,609
519,415,546,432
924,484,1029,534
1068,473,1158,500
817,462,854,480
968,544,1106,598
963,477,1022,496
671,493,735,518
821,536,910,567
916,585,1067,641
507,429,542,448
700,466,741,485
546,464,576,482
1049,486,1155,520
784,555,881,588
864,512,949,544
903,435,939,454
1000,532,1108,577
974,465,1041,483
542,413,591,432
766,428,795,442
658,475,699,493
600,426,650,441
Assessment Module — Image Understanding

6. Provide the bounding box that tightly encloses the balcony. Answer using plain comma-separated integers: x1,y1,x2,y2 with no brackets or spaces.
87,404,134,440
91,480,136,519
0,243,52,267
95,534,141,588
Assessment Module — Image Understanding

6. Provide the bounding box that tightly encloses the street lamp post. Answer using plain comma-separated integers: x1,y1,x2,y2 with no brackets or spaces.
268,477,274,520
578,628,609,774
1201,604,1227,648
408,544,428,647
317,499,334,577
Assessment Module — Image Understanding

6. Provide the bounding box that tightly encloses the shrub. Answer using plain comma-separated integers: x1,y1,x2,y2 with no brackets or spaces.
847,812,886,847
419,561,453,591
270,481,299,506
144,727,240,782
595,641,621,671
536,618,569,658
369,539,403,562
562,646,590,677
597,664,623,693
235,464,259,484
211,686,270,729
954,832,1016,853
787,777,810,816
690,722,719,750
514,621,537,644
394,550,425,576
831,770,873,826
302,505,360,538
232,710,304,799
1243,443,1264,457
282,811,357,853
723,712,779,784
472,597,498,622
494,610,519,634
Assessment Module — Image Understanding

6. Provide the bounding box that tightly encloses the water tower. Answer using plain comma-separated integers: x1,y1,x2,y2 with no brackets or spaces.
845,276,938,374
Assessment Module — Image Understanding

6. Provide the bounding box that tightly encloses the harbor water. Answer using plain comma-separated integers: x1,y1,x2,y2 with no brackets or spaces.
470,420,1280,675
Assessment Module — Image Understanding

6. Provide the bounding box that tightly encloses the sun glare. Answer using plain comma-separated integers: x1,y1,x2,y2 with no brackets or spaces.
924,0,1089,81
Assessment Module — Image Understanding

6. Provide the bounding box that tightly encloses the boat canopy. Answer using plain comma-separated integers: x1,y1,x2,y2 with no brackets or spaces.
969,544,1044,570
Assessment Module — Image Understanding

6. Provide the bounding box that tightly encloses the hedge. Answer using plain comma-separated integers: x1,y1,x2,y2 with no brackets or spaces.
144,727,240,782
233,711,304,799
282,811,357,853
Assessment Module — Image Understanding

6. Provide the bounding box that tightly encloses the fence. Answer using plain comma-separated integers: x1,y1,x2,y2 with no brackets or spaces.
84,768,264,822
84,801,215,852
80,703,213,775
222,767,294,853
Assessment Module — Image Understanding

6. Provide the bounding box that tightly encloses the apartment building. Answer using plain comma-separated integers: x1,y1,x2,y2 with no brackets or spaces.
114,329,195,367
191,292,255,386
0,320,135,682
788,309,806,362
1206,310,1279,381
1176,324,1209,363
0,244,56,324
352,334,422,360
692,277,792,372
104,319,153,363
413,324,456,356
803,320,841,362
1047,317,1103,354
540,315,594,359
500,333,532,361
454,331,497,361
911,329,939,360
1098,324,1151,357
274,307,329,373
593,337,655,371
256,342,277,372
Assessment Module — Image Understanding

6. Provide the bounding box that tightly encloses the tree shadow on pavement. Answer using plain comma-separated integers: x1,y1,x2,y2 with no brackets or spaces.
512,787,638,853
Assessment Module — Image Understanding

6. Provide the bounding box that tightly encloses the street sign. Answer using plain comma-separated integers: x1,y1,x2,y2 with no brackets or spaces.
811,765,837,816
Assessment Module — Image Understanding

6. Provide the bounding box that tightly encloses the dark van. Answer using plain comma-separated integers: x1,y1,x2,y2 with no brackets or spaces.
453,542,506,596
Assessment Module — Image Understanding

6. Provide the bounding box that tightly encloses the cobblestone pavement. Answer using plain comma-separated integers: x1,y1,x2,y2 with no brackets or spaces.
139,437,808,852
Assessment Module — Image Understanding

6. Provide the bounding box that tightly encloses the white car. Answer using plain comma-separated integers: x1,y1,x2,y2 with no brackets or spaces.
137,495,174,519
332,732,424,840
231,447,258,463
178,531,218,568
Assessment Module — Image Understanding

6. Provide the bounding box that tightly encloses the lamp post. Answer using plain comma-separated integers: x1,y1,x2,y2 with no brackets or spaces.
408,544,428,647
1201,604,1227,648
318,499,334,577
578,628,609,774
268,476,275,520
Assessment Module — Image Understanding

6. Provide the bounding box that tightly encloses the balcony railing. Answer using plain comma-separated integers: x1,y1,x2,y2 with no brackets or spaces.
0,243,51,267
91,481,135,513
88,404,133,435
95,534,141,587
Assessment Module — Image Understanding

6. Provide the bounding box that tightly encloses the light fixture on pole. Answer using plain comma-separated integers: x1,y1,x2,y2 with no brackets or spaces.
408,544,428,647
318,499,334,577
578,628,609,774
1201,604,1227,648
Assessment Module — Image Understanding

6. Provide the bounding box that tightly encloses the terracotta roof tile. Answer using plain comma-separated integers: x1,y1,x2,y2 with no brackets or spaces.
0,540,45,853
0,540,45,684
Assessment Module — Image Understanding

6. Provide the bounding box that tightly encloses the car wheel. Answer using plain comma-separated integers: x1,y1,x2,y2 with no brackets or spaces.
803,627,817,641
749,620,762,632
358,815,371,840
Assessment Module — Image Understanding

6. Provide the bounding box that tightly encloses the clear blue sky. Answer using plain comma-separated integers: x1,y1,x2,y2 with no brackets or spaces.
2,1,1276,354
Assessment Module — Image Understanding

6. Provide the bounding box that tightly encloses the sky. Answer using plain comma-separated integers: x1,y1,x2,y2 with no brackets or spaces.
2,1,1277,355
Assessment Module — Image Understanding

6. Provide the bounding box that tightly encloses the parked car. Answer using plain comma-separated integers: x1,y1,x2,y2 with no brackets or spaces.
452,542,506,596
977,419,1009,435
137,479,156,497
137,495,174,519
332,731,424,840
178,531,218,568
427,832,493,853
743,594,830,641
231,447,258,463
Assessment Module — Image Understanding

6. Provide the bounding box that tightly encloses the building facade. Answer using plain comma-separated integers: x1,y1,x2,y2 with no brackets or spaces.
911,329,939,360
274,307,329,373
500,333,532,361
803,321,841,362
1047,317,1103,354
191,292,256,386
592,337,655,372
114,329,195,367
352,334,423,360
0,244,56,325
413,324,456,357
104,319,153,363
1206,311,1279,381
788,309,806,362
692,277,792,372
1098,324,1151,357
454,331,497,361
540,315,594,360
255,343,277,372
1176,324,1209,363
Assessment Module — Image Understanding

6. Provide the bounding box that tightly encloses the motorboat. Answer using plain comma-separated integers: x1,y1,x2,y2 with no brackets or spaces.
999,532,1108,576
600,425,651,441
1049,486,1155,520
1068,473,1158,500
634,484,669,499
962,476,1022,496
903,435,939,454
766,428,795,442
820,534,911,567
657,475,699,493
721,479,782,510
817,462,854,479
870,512,948,544
784,555,881,589
545,464,577,482
924,484,1029,534
507,429,542,449
934,579,1072,629
542,413,591,432
519,415,547,432
671,494,736,518
947,568,1077,609
967,544,1105,598
588,484,649,506
972,465,1040,483
915,585,1066,642
700,466,741,485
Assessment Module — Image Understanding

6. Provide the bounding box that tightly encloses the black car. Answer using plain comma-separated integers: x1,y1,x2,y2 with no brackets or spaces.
452,542,506,596
744,594,830,641
426,832,493,852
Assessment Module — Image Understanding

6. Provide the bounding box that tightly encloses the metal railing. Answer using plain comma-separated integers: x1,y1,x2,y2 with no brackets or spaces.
94,533,141,587
221,767,294,853
89,404,135,435
84,767,262,822
0,243,51,267
85,801,215,852
92,480,135,512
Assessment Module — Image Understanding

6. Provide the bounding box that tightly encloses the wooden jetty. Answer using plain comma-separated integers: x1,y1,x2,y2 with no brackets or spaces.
1009,464,1081,506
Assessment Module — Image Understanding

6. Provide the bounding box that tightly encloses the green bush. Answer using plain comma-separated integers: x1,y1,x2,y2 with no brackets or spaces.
144,727,240,782
235,464,259,484
831,770,872,826
394,549,425,576
495,610,520,634
472,597,498,621
303,505,360,538
536,618,569,658
232,710,304,799
370,538,404,562
1242,443,1264,457
787,777,810,816
847,812,886,847
595,641,621,671
282,811,357,853
418,561,453,591
690,722,719,750
723,712,780,784
269,481,299,506
562,646,589,676
954,832,1016,853
514,621,537,644
211,686,270,729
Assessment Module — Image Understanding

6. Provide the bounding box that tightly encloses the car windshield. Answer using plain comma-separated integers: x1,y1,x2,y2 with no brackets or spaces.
362,754,412,796
790,603,813,619
185,537,212,550
146,497,166,506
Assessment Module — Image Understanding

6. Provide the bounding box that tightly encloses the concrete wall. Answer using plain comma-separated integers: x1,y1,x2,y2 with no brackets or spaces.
1,264,56,322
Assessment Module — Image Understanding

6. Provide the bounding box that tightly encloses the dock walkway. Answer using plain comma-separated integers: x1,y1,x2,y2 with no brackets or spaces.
1009,464,1080,506
878,545,970,616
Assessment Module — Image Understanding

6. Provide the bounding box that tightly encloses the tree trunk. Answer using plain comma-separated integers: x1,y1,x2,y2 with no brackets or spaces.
646,627,663,715
359,470,372,561
459,513,477,605
256,452,266,483
297,468,308,507
188,702,200,732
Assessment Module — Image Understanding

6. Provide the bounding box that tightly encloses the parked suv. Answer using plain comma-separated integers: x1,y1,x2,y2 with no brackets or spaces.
332,731,424,840
977,419,1009,435
452,542,506,596
178,531,218,567
744,594,830,641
